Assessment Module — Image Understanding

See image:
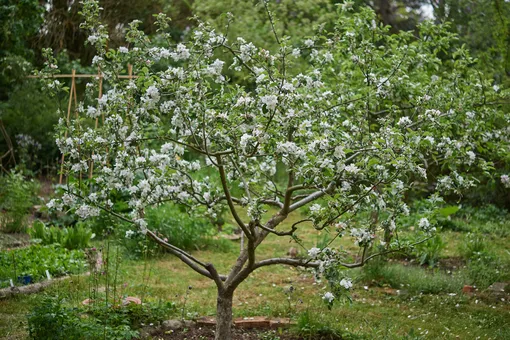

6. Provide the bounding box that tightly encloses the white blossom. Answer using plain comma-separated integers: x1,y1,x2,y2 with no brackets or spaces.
171,44,190,61
88,35,99,44
308,247,321,259
260,95,278,111
340,278,353,289
397,116,413,127
501,175,510,188
344,164,360,174
350,228,374,246
322,292,335,303
466,151,476,165
75,204,100,219
86,106,100,118
418,217,430,230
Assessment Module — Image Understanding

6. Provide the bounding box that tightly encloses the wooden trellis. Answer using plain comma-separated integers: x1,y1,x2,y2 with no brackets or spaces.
29,66,136,184
0,119,16,173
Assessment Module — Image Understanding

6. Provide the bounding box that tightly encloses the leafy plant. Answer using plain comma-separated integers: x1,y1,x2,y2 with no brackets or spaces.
457,204,509,223
64,223,95,249
27,296,137,340
28,220,94,250
411,234,445,267
0,171,39,233
0,245,87,288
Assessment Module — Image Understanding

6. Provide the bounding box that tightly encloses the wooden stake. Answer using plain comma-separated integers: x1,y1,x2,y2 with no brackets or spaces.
59,69,76,185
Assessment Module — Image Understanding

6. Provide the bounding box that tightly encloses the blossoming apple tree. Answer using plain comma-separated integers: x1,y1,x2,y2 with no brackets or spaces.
43,1,509,339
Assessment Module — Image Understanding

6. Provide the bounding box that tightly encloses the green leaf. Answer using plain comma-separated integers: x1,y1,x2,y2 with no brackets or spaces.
437,205,460,217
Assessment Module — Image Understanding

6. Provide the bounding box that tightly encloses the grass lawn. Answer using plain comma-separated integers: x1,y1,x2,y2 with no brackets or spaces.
1,210,510,339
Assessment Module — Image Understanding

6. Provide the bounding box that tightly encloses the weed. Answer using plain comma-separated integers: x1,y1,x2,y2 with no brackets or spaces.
411,234,445,267
458,233,487,260
295,309,342,339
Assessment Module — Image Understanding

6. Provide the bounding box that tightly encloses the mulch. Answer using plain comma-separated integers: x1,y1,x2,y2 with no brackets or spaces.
150,325,343,339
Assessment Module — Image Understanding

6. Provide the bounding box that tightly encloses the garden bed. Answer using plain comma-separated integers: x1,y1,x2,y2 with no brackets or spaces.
0,244,87,290
149,324,341,340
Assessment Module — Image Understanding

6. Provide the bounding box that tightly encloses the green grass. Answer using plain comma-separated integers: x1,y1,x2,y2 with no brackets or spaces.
1,209,510,339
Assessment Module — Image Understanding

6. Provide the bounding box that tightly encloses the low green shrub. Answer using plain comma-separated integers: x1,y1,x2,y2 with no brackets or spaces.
0,171,39,233
0,244,87,288
475,220,510,238
121,203,232,258
28,220,94,250
27,296,175,340
453,205,510,237
456,204,509,224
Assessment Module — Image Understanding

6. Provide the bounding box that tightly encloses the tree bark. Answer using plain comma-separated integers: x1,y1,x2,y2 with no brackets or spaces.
215,290,234,340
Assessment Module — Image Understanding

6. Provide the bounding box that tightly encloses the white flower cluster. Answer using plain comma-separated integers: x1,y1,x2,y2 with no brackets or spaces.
322,292,334,303
260,95,278,111
340,278,353,290
418,217,435,232
501,175,510,188
142,85,160,109
350,228,375,246
205,59,225,83
308,247,321,259
397,116,413,127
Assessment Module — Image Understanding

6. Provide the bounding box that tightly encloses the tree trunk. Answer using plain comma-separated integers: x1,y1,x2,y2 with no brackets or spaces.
215,290,234,340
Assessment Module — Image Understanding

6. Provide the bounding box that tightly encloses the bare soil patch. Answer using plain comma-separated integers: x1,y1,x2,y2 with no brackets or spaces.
150,324,342,340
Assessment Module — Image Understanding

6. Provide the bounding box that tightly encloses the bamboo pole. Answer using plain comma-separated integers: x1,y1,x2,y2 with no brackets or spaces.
59,69,76,185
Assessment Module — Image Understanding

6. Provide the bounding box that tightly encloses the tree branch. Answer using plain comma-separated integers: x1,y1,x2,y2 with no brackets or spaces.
253,257,319,270
215,154,252,239
257,218,311,236
288,181,336,212
336,236,434,268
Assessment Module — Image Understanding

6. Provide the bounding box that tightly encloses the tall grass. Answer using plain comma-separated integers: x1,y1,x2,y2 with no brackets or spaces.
359,260,464,294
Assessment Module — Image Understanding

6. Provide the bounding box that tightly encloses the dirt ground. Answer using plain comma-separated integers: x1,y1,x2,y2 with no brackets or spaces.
150,325,342,339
